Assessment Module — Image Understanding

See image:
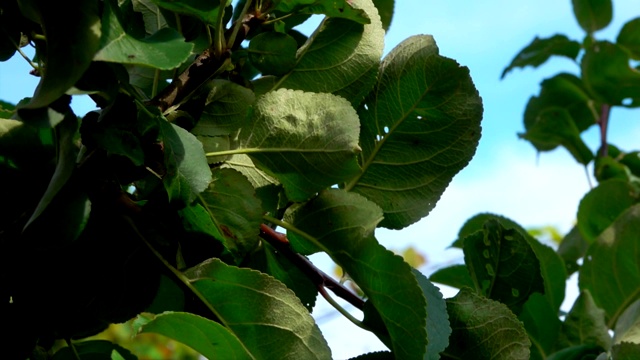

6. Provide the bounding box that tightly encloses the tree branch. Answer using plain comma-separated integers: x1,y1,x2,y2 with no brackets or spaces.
598,103,611,157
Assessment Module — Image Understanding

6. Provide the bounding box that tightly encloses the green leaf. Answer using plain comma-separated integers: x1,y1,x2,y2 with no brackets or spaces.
132,0,168,35
268,0,385,106
346,34,482,229
249,32,298,76
581,41,640,105
519,293,562,360
184,258,332,359
519,107,593,165
443,288,531,360
17,0,101,109
284,189,428,360
240,89,361,202
412,269,451,360
463,219,545,315
193,81,255,137
557,290,611,350
580,204,640,328
524,73,599,134
557,226,589,276
157,119,212,204
613,298,640,345
372,0,394,31
617,18,640,60
137,312,252,359
577,179,637,243
546,344,606,360
612,343,640,359
274,0,370,24
52,340,136,360
95,0,194,70
429,265,475,290
502,35,581,79
150,0,228,27
222,154,282,216
571,0,612,33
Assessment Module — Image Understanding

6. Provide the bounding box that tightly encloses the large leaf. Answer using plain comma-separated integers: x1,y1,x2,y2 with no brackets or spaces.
577,179,637,244
462,219,545,315
184,258,332,359
557,290,611,350
239,89,361,202
266,0,385,106
571,0,612,33
346,35,482,229
17,0,101,109
284,189,428,360
502,35,581,79
581,41,640,105
199,168,262,262
95,0,193,70
580,204,640,328
413,269,451,360
443,288,530,360
618,18,640,60
137,312,252,359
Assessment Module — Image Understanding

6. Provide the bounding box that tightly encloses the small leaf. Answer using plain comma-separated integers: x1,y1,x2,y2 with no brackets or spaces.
348,34,482,229
95,0,193,70
249,32,298,76
284,189,428,360
571,0,612,33
52,340,136,360
240,89,361,202
557,290,611,350
618,17,640,60
519,107,593,165
502,35,581,79
429,265,475,290
269,0,385,106
613,298,640,345
274,0,370,24
150,0,229,27
443,288,530,360
580,204,640,328
577,179,637,243
413,269,451,360
184,258,332,359
199,168,262,262
17,0,101,109
557,226,589,276
581,41,640,105
137,312,252,359
463,219,545,315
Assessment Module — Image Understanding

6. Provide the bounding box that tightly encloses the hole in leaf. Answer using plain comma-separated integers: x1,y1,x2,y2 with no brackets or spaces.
417,115,423,120
622,98,633,106
383,126,389,134
363,104,369,110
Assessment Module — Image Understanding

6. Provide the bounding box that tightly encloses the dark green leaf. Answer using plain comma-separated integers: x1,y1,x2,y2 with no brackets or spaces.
463,219,545,315
274,0,370,24
348,34,482,229
502,35,581,79
617,17,640,60
52,340,136,360
349,352,394,360
137,311,252,359
413,269,451,360
557,290,611,350
132,0,168,35
95,0,193,70
519,293,562,360
571,0,612,33
240,89,361,202
193,80,255,137
17,0,101,109
150,0,229,27
429,265,474,290
580,204,640,328
577,179,637,243
581,41,640,105
519,107,593,165
249,32,298,76
144,275,186,313
612,342,640,360
284,189,428,360
268,0,384,106
557,226,589,276
199,168,262,262
594,155,633,182
524,73,599,134
443,288,530,360
372,0,394,31
184,258,332,359
546,344,606,360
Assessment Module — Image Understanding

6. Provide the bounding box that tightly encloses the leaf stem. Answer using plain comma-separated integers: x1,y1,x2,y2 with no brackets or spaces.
598,103,611,158
151,69,160,99
65,338,81,360
317,285,369,331
227,0,253,50
214,0,227,56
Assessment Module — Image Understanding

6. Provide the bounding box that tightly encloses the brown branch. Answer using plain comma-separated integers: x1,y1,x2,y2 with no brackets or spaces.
598,104,611,158
259,224,365,311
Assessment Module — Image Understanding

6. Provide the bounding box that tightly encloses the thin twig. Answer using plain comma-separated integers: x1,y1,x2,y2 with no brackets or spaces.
598,104,611,158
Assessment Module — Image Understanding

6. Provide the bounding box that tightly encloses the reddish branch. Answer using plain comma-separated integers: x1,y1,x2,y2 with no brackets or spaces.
259,224,365,311
598,104,611,157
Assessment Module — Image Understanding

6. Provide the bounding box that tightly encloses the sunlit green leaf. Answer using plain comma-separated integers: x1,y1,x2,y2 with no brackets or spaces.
580,204,640,328
137,312,252,359
582,41,640,105
613,298,640,345
95,0,193,70
185,258,332,359
284,189,427,360
502,35,581,79
443,288,530,360
347,35,482,229
571,0,612,33
222,154,282,216
240,89,361,202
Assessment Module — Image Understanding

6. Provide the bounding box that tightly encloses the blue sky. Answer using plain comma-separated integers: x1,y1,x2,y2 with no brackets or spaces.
1,0,639,357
